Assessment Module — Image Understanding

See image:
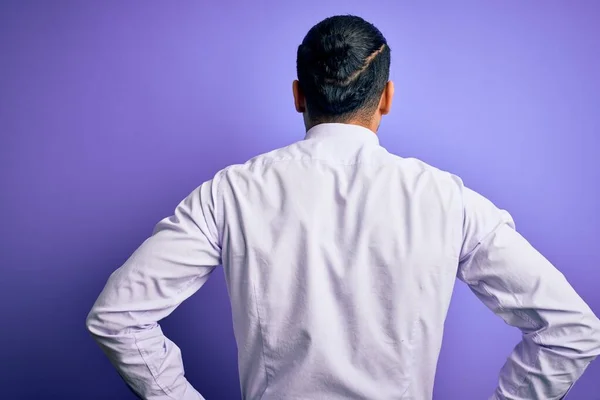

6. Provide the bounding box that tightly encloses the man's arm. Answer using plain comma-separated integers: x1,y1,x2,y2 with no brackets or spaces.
86,176,223,400
456,184,600,400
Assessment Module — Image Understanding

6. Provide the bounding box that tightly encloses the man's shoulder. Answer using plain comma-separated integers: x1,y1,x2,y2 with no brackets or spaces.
388,153,462,185
211,141,303,183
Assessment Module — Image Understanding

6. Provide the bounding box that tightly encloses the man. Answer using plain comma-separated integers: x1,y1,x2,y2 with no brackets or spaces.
86,15,600,400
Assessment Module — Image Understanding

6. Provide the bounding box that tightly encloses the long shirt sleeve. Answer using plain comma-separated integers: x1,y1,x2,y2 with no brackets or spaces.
457,186,600,400
86,177,222,400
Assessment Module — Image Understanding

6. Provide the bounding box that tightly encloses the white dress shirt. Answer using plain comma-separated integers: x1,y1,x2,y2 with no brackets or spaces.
87,123,600,400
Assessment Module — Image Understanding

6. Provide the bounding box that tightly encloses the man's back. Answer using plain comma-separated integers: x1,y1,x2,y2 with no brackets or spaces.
219,123,461,399
86,14,600,400
86,122,600,399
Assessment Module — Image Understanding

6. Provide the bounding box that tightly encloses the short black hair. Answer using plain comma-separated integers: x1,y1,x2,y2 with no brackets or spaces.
296,15,391,123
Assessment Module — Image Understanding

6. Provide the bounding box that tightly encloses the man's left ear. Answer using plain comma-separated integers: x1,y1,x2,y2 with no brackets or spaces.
293,80,306,113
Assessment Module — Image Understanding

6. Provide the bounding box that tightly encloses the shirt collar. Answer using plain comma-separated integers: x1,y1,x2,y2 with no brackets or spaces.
303,123,380,145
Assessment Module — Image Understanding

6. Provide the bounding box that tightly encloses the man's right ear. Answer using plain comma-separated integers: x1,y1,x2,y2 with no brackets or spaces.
293,80,306,113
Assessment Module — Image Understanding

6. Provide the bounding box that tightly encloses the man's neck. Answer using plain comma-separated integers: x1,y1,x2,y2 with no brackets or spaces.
305,119,378,135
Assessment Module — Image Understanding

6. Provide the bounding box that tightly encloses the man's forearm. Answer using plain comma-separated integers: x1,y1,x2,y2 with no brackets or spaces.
491,318,599,399
86,311,203,400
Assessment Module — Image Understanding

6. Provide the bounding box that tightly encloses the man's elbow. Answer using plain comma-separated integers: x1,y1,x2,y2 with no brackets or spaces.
85,304,145,342
590,315,600,356
539,311,600,360
85,306,107,339
565,313,600,359
85,308,97,333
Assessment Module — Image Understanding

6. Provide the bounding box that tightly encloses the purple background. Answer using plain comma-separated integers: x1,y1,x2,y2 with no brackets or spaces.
1,1,599,399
